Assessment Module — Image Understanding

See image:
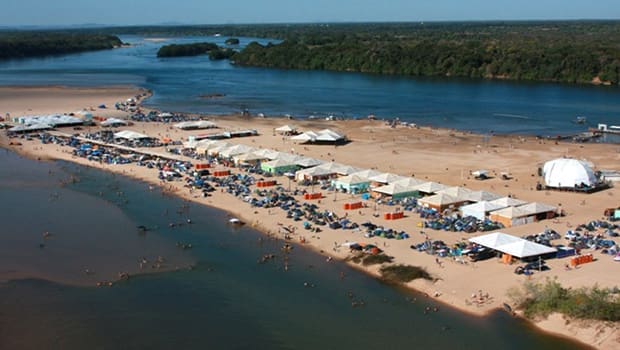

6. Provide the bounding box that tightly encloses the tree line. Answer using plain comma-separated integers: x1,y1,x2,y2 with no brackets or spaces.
228,22,620,84
0,32,122,60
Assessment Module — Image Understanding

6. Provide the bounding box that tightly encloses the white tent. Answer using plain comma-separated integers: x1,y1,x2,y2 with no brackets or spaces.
542,158,597,188
460,201,505,220
316,129,345,142
393,178,425,187
295,157,323,168
369,172,408,184
467,190,502,203
101,118,129,127
494,240,557,259
114,130,150,140
437,186,474,201
469,232,522,249
233,151,266,164
291,131,318,142
219,144,256,158
411,181,447,194
489,197,527,207
350,169,383,180
9,123,51,132
418,193,462,210
275,124,297,134
174,120,217,130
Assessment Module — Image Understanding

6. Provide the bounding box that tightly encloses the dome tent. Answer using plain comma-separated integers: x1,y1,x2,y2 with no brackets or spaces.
542,158,597,188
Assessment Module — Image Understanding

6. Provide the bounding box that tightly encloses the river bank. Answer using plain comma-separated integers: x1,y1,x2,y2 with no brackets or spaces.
1,85,618,349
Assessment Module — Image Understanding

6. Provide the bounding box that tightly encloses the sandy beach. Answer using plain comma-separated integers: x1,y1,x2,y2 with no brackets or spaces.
1,85,618,349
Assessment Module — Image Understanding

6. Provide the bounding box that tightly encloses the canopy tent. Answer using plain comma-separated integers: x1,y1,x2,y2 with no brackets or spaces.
469,232,557,259
315,129,345,142
411,181,447,195
437,186,474,201
494,240,557,259
233,151,267,165
467,190,502,203
253,148,282,160
332,174,371,193
275,124,297,134
207,143,234,156
8,123,52,133
100,118,129,127
294,156,323,168
542,158,598,188
489,197,527,208
489,202,556,228
469,232,522,249
372,183,419,200
291,131,319,142
350,169,383,180
174,120,217,130
392,177,425,187
418,193,466,212
15,114,82,127
113,130,150,140
369,172,408,185
460,201,505,220
219,144,256,158
261,158,299,174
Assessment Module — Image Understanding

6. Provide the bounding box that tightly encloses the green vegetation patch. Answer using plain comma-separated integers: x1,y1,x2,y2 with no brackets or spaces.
0,32,122,60
509,278,620,322
379,264,433,284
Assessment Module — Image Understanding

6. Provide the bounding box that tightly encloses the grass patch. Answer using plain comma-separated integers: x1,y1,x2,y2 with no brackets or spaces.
379,264,433,284
361,254,394,266
508,278,620,322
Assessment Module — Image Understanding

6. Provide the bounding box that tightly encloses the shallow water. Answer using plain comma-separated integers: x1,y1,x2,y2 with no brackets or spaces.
0,150,587,349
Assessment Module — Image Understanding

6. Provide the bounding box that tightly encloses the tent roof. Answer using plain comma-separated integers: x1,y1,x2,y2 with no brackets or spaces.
350,169,383,180
393,177,426,187
101,118,128,126
233,151,266,162
373,183,417,196
113,130,150,139
437,186,474,200
219,144,256,158
275,124,297,132
174,120,217,129
469,232,557,258
263,158,298,168
418,193,461,206
18,114,82,127
469,232,522,249
369,172,408,184
9,123,51,132
488,206,530,219
542,158,597,188
334,174,370,185
468,190,502,202
412,181,448,194
316,162,361,175
494,240,557,258
291,131,318,142
517,202,557,215
489,197,527,207
295,157,323,168
460,201,505,214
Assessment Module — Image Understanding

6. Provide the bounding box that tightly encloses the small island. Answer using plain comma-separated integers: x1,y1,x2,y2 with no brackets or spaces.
157,42,236,60
225,38,240,45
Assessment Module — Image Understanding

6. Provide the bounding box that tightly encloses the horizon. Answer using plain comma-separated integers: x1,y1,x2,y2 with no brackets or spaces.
3,0,620,27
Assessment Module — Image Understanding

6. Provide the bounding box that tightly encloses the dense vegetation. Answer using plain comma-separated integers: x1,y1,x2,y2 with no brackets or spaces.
156,42,235,60
230,22,620,84
156,42,218,57
0,32,122,60
509,278,620,321
379,264,433,284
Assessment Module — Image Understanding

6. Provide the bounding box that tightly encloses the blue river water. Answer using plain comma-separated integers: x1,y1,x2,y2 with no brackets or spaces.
0,150,587,349
0,35,619,136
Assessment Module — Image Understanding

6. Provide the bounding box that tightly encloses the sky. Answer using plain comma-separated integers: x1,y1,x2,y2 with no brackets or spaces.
2,0,620,27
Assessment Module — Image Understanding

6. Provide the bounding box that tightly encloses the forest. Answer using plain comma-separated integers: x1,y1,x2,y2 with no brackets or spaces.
0,32,122,60
156,42,235,59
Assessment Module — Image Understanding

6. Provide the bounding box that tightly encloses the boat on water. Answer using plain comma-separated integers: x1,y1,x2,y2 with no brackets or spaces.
574,116,587,124
594,123,620,134
229,218,244,225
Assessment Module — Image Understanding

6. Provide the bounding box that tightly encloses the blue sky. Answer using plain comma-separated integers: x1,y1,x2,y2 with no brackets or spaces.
2,0,620,26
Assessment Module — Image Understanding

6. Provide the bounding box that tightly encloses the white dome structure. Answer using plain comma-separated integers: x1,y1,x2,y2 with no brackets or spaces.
542,158,597,188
